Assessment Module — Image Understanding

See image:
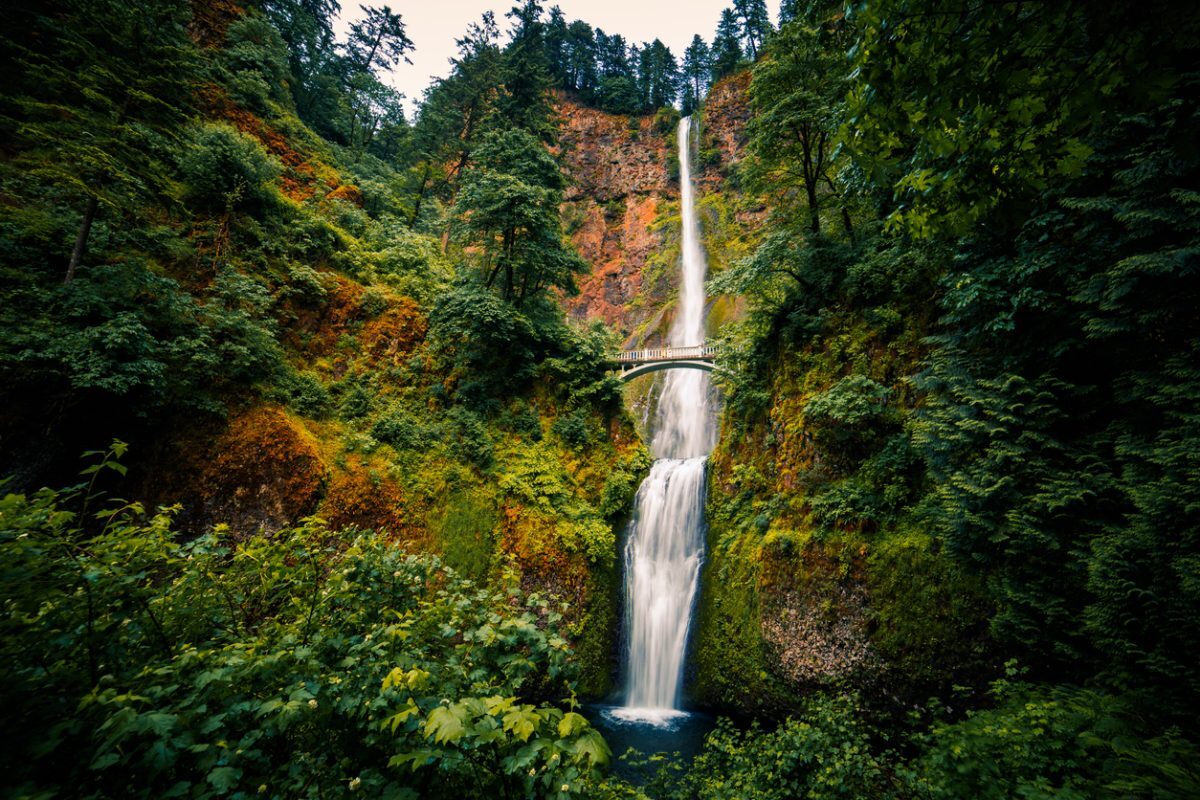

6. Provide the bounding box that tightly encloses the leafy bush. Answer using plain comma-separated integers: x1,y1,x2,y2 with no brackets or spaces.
674,694,889,800
428,284,537,404
218,15,291,112
447,406,493,470
553,407,592,450
181,122,280,212
598,448,652,519
0,444,610,798
271,368,332,418
372,405,437,451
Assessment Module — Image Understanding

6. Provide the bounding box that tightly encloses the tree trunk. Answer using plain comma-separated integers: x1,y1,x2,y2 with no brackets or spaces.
410,165,431,225
841,206,856,243
65,195,99,285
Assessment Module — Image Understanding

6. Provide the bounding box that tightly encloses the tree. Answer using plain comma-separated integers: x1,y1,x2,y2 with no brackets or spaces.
543,4,569,82
0,0,195,284
635,39,679,111
744,21,849,237
711,9,744,80
346,4,413,73
682,35,712,114
500,0,555,136
258,0,341,127
563,20,598,94
734,0,772,60
842,0,1188,237
406,13,502,221
452,130,585,306
779,0,803,24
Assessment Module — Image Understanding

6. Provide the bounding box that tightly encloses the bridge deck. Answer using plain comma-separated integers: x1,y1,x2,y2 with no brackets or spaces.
613,345,719,366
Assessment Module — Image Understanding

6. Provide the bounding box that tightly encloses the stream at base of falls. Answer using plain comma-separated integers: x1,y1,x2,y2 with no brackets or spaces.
595,114,719,765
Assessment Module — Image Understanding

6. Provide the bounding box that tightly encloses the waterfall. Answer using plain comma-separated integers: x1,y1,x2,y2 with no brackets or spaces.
613,116,716,725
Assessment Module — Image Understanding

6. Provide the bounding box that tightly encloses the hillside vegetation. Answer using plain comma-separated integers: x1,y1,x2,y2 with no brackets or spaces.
2,0,1199,798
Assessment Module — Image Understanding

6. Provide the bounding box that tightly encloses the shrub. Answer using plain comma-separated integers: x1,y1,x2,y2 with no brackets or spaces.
272,368,332,418
0,444,610,798
181,122,280,212
553,406,592,450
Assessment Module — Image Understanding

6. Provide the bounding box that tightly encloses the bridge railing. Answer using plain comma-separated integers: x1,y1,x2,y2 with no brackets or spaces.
614,344,720,364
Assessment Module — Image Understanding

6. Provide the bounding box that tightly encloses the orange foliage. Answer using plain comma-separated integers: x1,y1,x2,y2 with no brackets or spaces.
188,0,243,48
321,469,422,543
326,184,365,207
360,297,428,366
145,405,329,536
285,275,365,359
496,503,591,613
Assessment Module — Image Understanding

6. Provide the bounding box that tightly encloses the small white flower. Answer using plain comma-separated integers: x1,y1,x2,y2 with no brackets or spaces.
308,699,318,709
561,785,569,793
364,634,373,642
348,776,362,791
528,768,536,777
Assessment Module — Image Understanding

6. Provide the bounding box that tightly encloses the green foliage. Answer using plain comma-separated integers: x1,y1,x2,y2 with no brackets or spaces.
843,1,1194,237
181,122,281,212
452,129,586,307
680,695,886,800
0,260,284,417
553,406,592,450
598,448,652,519
430,490,497,581
428,283,537,404
218,14,292,112
0,448,609,798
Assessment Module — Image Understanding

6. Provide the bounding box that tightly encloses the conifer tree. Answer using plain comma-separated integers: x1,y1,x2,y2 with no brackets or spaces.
453,130,586,306
500,0,555,136
711,9,744,80
734,0,772,60
1,0,196,284
682,35,712,114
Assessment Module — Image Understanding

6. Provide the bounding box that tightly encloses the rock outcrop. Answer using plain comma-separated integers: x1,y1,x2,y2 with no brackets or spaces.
554,77,755,340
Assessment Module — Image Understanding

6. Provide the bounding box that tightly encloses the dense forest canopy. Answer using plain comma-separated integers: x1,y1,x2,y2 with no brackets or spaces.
2,0,1199,798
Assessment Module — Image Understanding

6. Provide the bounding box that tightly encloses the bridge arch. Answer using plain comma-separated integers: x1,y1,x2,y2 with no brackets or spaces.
617,359,714,382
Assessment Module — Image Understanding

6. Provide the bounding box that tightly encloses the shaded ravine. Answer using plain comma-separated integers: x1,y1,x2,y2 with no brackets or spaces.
607,116,717,727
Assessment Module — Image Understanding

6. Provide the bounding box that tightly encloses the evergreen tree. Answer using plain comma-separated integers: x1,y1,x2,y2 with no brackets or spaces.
778,0,803,25
500,0,555,136
635,39,679,110
452,130,586,306
733,0,772,60
407,13,502,220
563,21,598,94
711,9,744,80
543,5,569,85
342,6,412,154
0,0,196,284
682,34,712,114
595,30,631,77
345,4,412,72
258,0,341,128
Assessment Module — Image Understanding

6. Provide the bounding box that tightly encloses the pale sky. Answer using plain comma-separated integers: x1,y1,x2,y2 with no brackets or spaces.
333,1,784,117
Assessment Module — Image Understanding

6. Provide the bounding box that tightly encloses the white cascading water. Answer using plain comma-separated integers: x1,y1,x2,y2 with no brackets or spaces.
614,117,716,725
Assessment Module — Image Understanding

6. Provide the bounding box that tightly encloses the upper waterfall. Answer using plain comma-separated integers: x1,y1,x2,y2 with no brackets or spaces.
650,117,717,461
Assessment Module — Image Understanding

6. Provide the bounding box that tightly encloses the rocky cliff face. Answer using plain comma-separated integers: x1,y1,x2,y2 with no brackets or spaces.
554,99,675,340
697,70,753,192
554,76,755,342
